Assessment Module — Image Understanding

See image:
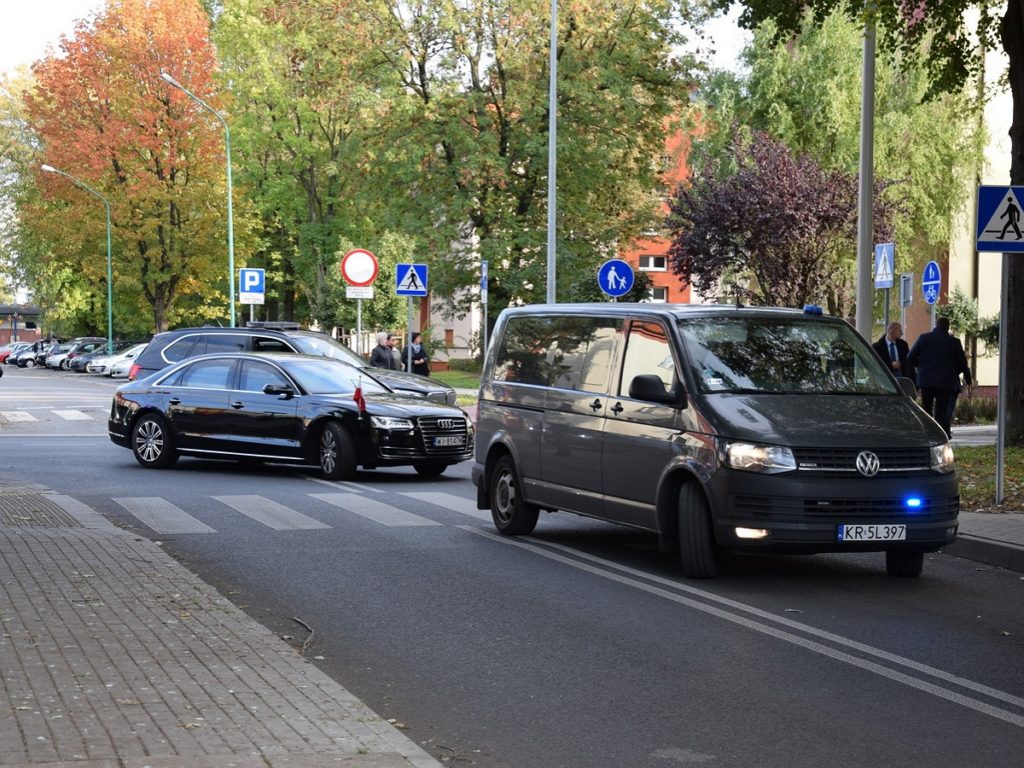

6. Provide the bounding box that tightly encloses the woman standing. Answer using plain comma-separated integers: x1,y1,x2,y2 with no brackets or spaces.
402,332,431,376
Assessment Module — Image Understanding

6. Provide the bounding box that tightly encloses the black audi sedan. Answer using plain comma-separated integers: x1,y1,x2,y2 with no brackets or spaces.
108,352,474,480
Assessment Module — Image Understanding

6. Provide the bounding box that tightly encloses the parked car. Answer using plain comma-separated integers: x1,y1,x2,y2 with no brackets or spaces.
69,346,112,372
110,347,147,378
128,324,456,404
34,341,63,367
47,337,106,370
109,352,474,479
88,342,148,376
0,342,31,364
15,340,50,367
472,303,957,579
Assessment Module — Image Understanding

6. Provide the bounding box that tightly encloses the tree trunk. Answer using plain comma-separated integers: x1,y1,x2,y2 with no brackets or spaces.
1003,0,1024,445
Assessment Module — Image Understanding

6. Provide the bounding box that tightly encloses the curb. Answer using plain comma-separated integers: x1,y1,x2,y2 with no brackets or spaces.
942,535,1024,573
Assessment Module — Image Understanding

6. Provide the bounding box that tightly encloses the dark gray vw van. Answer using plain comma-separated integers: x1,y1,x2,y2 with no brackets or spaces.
471,304,958,578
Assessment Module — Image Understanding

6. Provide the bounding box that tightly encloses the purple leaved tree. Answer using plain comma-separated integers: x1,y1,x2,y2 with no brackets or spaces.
667,131,900,314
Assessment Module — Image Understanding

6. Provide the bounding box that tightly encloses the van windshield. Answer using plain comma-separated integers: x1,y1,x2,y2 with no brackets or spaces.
677,317,899,396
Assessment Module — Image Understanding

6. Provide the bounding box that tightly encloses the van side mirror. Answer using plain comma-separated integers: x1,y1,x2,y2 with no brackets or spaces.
629,374,684,406
263,383,295,399
897,377,917,398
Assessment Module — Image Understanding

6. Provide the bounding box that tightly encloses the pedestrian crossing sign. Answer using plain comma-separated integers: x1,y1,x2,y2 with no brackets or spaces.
976,186,1024,252
874,243,894,289
395,263,428,296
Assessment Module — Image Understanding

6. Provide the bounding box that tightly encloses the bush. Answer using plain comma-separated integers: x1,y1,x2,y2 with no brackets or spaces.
447,357,482,373
955,395,996,425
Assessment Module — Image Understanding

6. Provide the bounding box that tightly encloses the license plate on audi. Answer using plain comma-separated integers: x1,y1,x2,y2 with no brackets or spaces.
434,435,465,447
837,524,906,542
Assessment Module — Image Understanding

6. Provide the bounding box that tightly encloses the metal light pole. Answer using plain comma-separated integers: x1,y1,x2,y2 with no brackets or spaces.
545,0,558,304
854,3,877,339
41,164,114,354
161,71,236,327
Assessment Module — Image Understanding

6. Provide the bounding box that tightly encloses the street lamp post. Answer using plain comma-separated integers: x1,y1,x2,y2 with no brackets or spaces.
41,164,114,354
160,71,236,327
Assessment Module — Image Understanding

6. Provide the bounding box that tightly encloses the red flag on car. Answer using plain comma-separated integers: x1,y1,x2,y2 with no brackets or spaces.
353,383,366,412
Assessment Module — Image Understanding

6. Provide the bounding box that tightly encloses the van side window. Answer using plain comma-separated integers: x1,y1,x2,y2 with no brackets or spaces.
548,317,621,393
493,316,621,391
619,320,675,396
253,337,291,353
204,335,247,354
162,336,198,363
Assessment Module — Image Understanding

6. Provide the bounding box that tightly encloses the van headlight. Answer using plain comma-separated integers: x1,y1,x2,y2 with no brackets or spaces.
722,441,797,474
930,442,955,473
370,416,414,430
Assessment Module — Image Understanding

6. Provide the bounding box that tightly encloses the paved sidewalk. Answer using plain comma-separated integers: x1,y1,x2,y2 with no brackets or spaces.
946,511,1024,572
0,479,442,768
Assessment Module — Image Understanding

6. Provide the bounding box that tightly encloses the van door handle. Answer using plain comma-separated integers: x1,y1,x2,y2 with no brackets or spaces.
611,402,624,415
231,401,245,409
590,398,602,411
168,397,180,405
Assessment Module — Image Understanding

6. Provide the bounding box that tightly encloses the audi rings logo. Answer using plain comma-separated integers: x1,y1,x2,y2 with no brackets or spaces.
856,451,880,477
437,418,455,430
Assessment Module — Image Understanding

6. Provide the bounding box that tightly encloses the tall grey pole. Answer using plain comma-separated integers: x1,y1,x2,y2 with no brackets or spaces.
854,5,877,338
161,72,236,327
406,297,414,373
545,0,558,304
997,252,1008,503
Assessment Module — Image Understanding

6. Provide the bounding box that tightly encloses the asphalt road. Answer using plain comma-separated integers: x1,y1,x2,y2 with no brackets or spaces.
2,366,1022,768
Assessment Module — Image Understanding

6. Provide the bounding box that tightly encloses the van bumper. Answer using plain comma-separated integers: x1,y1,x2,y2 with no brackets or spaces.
706,470,959,553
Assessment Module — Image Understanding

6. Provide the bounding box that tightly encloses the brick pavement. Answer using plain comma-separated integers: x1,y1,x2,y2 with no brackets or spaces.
0,481,442,768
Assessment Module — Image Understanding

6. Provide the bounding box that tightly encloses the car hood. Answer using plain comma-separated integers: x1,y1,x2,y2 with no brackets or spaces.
360,367,453,394
311,392,468,419
698,393,947,447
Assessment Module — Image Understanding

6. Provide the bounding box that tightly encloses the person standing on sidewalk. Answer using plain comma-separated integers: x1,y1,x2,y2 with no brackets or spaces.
369,332,398,370
402,332,431,376
908,316,971,438
872,322,915,385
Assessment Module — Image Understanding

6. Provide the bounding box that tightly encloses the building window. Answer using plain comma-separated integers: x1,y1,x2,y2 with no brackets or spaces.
639,255,667,272
650,287,668,303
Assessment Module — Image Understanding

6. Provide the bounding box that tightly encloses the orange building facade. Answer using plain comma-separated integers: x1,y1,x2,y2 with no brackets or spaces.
619,128,693,304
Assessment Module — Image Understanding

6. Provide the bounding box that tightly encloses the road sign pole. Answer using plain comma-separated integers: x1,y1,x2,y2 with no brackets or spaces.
357,300,362,357
406,297,414,373
997,252,1009,504
883,288,890,329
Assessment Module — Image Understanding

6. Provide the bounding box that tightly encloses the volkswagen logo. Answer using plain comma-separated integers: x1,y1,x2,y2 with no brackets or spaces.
437,418,455,430
855,451,880,477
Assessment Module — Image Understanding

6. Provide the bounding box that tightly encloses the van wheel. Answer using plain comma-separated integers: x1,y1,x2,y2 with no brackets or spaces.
885,549,924,577
131,414,178,469
678,484,718,578
319,421,357,481
489,455,539,536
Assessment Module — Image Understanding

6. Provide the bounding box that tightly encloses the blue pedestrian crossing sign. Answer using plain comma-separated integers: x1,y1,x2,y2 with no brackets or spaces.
396,263,428,296
238,268,265,305
976,186,1024,252
874,243,894,289
921,260,941,305
598,259,634,298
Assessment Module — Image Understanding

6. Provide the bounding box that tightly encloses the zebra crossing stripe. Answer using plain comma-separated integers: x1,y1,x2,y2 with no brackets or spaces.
309,493,441,527
399,491,492,522
0,411,37,422
112,497,217,535
53,409,93,421
213,495,330,530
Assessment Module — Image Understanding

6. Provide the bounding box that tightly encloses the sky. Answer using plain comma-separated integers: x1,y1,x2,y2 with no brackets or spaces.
0,1,748,80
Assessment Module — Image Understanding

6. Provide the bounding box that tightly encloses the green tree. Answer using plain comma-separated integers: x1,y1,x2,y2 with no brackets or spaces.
725,0,1024,443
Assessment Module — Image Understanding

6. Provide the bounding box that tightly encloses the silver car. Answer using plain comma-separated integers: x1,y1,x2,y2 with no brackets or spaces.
87,343,147,376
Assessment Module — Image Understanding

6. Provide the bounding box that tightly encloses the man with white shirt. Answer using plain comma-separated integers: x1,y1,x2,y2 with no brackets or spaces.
872,322,915,385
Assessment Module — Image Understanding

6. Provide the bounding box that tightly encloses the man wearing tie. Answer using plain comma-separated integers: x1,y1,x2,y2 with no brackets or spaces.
872,322,916,386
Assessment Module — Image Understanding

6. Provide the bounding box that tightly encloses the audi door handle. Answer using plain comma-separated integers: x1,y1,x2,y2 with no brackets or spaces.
611,402,624,415
231,401,245,409
590,399,602,411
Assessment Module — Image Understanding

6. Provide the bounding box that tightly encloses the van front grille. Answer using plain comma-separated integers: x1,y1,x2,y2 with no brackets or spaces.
732,494,959,523
793,447,932,472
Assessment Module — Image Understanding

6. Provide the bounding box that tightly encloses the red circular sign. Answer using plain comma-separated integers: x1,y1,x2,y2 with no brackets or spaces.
340,249,379,287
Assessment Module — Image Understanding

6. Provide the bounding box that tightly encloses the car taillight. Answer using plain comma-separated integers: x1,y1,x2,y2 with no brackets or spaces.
128,363,141,381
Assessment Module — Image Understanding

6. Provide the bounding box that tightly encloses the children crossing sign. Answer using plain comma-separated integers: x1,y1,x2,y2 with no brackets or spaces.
395,263,428,296
976,186,1024,252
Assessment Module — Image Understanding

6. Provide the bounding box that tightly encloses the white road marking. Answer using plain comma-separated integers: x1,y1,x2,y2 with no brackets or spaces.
0,411,37,422
461,526,1024,728
309,493,441,527
53,409,93,421
400,491,491,521
112,497,216,534
213,495,330,530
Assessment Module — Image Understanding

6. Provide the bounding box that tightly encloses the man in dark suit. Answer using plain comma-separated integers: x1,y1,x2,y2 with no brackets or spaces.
872,322,915,384
908,317,972,438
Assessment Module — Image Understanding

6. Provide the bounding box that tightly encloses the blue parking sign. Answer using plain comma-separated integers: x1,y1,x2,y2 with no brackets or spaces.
239,268,265,305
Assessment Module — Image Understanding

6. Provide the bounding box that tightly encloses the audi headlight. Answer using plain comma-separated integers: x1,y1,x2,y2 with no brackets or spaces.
722,441,796,474
370,416,414,430
930,442,955,474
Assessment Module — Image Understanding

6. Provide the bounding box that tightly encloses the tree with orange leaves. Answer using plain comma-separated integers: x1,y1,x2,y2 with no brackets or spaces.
24,0,247,333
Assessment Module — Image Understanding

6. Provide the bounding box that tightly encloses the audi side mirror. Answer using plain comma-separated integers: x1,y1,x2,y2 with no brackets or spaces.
263,383,295,399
